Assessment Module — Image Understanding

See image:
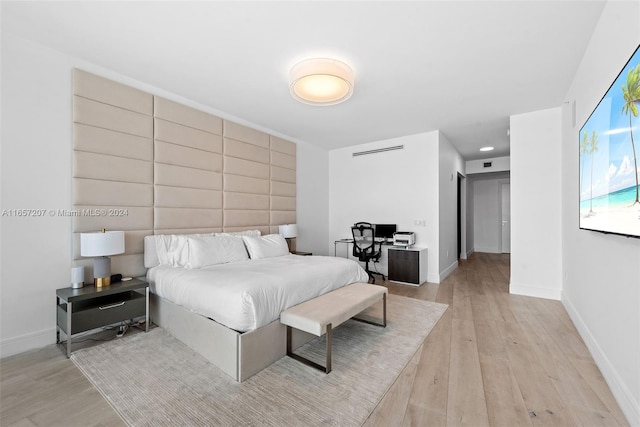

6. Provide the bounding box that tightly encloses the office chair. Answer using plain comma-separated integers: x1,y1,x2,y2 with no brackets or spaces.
351,222,385,284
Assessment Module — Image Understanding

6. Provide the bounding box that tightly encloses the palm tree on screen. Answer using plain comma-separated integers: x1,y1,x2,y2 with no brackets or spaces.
589,130,598,213
580,131,589,201
621,63,640,205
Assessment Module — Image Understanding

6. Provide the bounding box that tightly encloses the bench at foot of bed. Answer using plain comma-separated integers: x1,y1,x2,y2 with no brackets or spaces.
279,282,387,374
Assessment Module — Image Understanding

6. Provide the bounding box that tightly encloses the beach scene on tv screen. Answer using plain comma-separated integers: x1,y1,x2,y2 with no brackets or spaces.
579,44,640,238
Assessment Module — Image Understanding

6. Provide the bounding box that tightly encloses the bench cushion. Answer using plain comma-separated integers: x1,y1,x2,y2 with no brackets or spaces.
280,283,387,336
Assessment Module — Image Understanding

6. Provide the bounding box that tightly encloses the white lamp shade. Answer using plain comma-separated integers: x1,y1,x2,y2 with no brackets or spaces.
81,230,125,256
279,224,298,238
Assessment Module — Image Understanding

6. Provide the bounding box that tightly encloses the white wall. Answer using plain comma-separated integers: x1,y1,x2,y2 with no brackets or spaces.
471,172,510,253
296,143,330,256
329,132,440,283
1,35,73,356
466,156,510,174
438,133,465,280
561,1,640,423
510,107,563,300
0,34,330,357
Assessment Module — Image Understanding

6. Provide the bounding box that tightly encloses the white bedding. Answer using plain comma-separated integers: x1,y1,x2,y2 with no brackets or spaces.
147,254,369,332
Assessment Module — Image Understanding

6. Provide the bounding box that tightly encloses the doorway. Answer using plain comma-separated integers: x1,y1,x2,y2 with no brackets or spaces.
500,182,511,253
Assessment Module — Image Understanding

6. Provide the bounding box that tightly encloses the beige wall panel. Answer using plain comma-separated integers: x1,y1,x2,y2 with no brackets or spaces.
271,211,296,226
72,229,150,259
271,181,296,197
270,195,296,211
111,254,147,279
270,151,296,170
270,165,296,183
74,152,152,184
224,138,269,164
223,210,269,228
155,208,223,231
155,186,222,209
224,225,270,235
155,141,222,172
155,163,222,190
72,206,153,232
223,121,269,148
74,96,152,138
72,255,145,281
154,227,222,235
270,136,296,156
224,192,269,210
224,174,269,194
74,124,152,161
73,179,153,207
155,119,223,153
74,70,153,115
154,97,222,135
223,156,269,179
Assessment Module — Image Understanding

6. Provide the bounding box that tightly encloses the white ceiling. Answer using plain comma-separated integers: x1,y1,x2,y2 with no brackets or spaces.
2,1,606,160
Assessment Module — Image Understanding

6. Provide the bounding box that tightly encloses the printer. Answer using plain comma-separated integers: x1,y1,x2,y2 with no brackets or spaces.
393,231,415,247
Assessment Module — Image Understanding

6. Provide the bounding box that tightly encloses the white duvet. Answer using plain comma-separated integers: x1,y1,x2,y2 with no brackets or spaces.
147,254,369,332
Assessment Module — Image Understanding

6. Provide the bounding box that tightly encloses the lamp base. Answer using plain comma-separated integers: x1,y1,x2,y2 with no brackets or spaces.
94,276,111,288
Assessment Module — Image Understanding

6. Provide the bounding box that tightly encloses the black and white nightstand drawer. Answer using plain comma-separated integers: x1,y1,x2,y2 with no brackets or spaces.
56,290,146,335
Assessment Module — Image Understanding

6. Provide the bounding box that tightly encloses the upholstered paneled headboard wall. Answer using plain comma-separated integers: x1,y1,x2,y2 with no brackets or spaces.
72,70,296,278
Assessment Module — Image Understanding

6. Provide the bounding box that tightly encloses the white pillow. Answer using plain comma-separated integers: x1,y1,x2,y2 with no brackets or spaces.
186,235,249,268
215,229,261,237
242,234,290,259
149,233,214,268
158,234,190,267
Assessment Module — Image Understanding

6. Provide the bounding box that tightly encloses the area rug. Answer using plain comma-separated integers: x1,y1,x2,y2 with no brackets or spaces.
71,294,447,427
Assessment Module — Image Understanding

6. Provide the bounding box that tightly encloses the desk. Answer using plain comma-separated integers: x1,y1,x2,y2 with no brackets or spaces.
334,238,353,257
334,238,394,257
334,238,394,277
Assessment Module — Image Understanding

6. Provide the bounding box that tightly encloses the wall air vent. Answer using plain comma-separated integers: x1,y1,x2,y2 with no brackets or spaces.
352,145,404,157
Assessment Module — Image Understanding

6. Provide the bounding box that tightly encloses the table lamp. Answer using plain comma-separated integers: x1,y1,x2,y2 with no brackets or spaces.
279,224,297,252
81,229,125,288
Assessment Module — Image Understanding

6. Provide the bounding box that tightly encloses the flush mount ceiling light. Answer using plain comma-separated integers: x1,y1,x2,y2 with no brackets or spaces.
480,146,495,152
289,58,354,106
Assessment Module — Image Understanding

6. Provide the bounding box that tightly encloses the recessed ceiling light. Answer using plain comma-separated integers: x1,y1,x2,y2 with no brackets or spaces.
480,146,494,152
289,58,354,106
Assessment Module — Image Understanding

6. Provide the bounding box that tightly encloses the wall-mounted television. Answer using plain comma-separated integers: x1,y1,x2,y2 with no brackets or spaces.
579,44,640,239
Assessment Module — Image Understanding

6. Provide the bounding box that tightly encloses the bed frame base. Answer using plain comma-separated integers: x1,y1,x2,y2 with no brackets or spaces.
150,293,314,381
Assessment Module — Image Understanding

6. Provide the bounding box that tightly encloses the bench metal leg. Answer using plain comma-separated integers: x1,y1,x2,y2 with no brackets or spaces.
285,293,386,375
286,324,333,374
353,293,387,328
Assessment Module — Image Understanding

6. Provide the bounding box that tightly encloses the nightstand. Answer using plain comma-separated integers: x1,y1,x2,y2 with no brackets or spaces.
292,251,312,256
56,278,149,357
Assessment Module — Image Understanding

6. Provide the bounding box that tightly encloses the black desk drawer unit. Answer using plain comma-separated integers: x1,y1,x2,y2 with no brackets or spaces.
388,247,428,285
388,249,419,284
57,291,145,335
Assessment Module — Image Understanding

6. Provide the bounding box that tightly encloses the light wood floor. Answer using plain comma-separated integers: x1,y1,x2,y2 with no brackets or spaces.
0,253,628,426
364,253,628,426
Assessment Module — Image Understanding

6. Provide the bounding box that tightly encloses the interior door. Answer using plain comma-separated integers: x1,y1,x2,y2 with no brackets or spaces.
501,183,511,253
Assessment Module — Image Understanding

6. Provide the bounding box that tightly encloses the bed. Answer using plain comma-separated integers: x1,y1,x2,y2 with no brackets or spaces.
145,231,369,381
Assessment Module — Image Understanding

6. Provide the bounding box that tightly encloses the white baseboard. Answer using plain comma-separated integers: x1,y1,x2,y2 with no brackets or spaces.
1,328,54,359
562,293,638,426
440,260,458,282
426,272,440,284
474,246,500,254
461,248,474,260
509,282,561,300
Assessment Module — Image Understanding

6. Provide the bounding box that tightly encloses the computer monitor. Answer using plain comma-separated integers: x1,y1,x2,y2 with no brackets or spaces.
375,224,397,239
